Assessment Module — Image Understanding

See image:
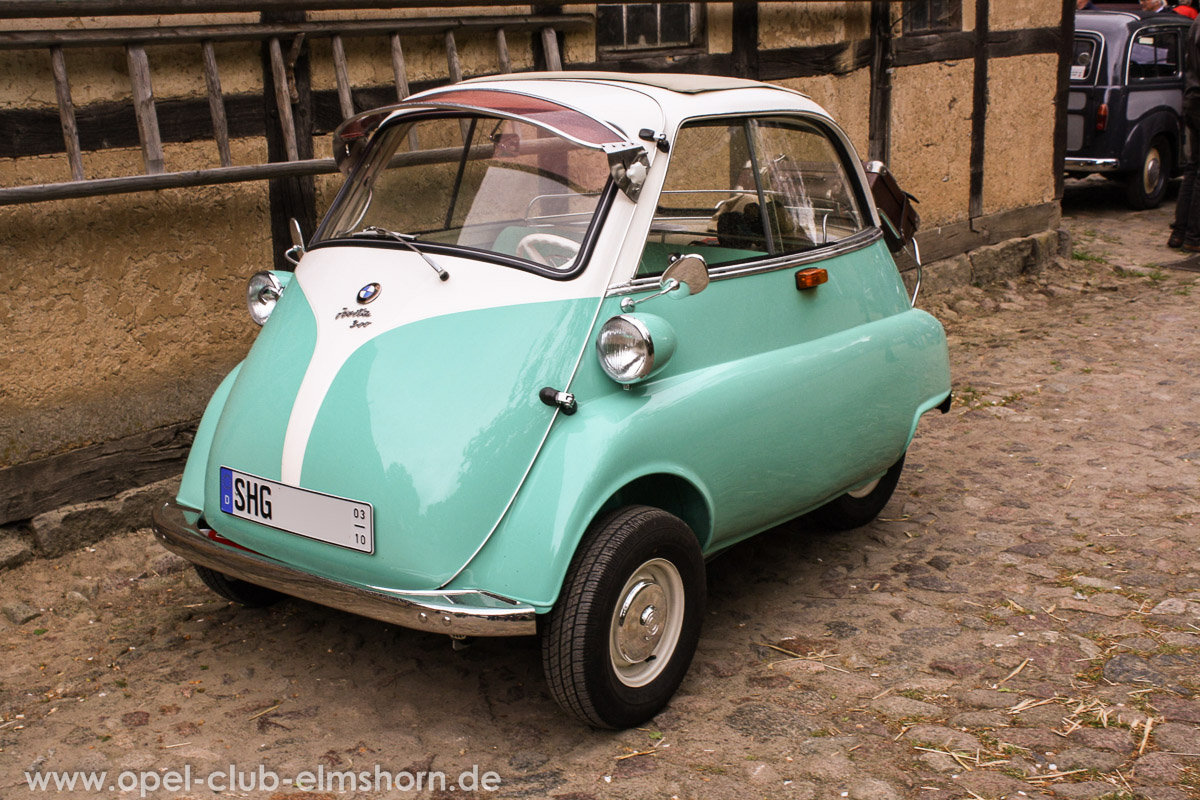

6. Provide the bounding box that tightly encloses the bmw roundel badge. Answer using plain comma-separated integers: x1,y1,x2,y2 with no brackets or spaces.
356,283,381,304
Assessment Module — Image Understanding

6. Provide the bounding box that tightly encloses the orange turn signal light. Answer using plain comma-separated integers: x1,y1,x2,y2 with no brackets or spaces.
795,267,828,291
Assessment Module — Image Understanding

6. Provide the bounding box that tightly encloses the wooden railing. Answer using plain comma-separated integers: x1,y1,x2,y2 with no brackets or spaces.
0,9,592,205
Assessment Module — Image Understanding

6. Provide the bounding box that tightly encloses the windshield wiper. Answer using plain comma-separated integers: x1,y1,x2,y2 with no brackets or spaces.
353,226,450,282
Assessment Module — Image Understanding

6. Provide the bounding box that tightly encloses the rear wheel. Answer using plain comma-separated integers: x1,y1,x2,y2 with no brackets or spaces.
193,565,281,607
542,505,705,729
804,453,906,531
1126,135,1170,210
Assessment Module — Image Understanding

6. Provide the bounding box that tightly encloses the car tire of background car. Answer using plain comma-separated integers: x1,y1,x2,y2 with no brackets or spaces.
1126,136,1170,210
804,453,906,532
193,565,282,607
541,505,706,729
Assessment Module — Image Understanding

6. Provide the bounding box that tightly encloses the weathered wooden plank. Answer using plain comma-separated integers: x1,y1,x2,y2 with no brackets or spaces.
915,202,1061,265
201,40,232,167
730,1,758,79
867,0,891,163
0,14,594,50
445,30,463,83
1054,0,1073,199
331,33,354,119
969,0,989,220
0,0,642,17
125,43,164,174
0,158,337,205
268,36,299,161
495,28,511,74
987,27,1061,61
540,27,561,71
49,45,84,181
759,40,872,81
390,32,411,100
0,83,446,159
0,422,195,526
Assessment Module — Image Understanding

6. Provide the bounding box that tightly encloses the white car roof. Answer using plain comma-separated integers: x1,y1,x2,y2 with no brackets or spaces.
415,71,834,143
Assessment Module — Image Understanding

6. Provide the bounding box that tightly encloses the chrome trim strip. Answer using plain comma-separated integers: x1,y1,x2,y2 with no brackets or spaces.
606,227,883,297
152,502,538,637
1065,157,1120,172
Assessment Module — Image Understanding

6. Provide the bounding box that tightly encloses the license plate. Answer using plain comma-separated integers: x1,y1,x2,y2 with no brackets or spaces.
218,467,374,553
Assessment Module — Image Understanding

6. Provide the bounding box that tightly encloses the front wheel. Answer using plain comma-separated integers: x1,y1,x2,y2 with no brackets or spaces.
193,565,282,608
1126,135,1170,210
542,506,705,729
804,453,906,532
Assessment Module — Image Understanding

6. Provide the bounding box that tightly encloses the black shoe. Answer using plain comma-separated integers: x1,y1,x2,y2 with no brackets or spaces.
1182,241,1200,253
1169,230,1186,248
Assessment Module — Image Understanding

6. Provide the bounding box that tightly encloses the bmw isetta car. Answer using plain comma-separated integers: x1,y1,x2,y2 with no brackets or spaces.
153,72,951,729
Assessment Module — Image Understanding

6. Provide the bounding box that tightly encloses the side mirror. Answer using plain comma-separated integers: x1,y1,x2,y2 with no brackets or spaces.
285,218,306,266
621,254,709,312
661,254,709,298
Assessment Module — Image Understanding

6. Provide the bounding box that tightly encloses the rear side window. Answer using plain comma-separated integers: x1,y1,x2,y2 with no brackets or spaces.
1129,30,1181,81
1072,37,1099,82
637,116,866,278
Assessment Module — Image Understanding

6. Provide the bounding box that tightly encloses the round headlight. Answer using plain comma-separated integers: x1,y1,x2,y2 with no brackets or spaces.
246,271,284,326
597,314,657,384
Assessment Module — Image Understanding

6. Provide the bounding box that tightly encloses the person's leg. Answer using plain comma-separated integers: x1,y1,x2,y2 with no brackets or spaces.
1177,95,1200,248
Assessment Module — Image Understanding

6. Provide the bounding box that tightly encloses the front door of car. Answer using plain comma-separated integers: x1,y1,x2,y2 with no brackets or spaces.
630,114,917,543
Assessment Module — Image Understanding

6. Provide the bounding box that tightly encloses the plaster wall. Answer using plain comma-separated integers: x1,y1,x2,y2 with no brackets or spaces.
759,2,871,50
983,53,1059,214
889,60,975,227
990,0,1062,32
0,140,269,468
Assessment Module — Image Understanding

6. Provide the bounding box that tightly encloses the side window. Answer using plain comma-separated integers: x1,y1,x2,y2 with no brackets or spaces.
749,118,866,256
1129,31,1181,82
1072,37,1100,82
637,117,865,278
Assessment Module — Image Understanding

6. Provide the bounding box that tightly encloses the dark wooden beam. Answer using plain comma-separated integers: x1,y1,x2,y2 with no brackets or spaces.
867,0,892,164
0,15,594,50
261,10,316,271
4,0,865,18
0,422,194,526
915,201,1061,265
730,1,759,80
758,40,872,81
1054,0,1075,199
969,0,989,221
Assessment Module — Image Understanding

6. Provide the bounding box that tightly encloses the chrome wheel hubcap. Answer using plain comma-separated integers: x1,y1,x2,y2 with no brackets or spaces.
610,558,684,687
1144,148,1162,194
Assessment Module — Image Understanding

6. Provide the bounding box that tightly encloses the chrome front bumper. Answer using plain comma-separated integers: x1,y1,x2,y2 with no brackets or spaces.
152,502,538,637
1065,157,1120,172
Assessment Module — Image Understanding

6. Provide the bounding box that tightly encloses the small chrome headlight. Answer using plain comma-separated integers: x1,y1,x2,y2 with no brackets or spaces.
596,314,675,384
246,271,284,326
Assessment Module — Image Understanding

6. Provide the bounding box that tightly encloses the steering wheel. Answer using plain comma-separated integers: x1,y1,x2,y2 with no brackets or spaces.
515,233,581,269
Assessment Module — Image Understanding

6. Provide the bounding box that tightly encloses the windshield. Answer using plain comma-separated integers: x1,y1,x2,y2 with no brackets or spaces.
315,113,614,274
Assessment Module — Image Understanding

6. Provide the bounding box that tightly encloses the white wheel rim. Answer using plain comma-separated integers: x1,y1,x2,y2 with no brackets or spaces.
1144,147,1162,195
846,478,881,499
609,558,685,688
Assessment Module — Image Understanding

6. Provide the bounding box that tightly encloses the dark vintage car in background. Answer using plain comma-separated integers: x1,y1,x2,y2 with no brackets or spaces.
1067,9,1191,209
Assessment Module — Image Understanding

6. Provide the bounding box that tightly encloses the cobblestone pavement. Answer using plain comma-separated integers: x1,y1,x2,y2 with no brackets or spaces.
1,186,1198,799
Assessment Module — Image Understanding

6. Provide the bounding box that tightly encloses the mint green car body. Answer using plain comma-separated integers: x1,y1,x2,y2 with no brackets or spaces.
157,74,950,721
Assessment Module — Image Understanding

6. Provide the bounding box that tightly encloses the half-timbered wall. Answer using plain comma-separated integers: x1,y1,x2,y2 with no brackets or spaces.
0,1,1071,532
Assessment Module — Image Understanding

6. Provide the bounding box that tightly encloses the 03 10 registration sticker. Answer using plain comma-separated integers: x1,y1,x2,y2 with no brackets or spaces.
218,467,374,553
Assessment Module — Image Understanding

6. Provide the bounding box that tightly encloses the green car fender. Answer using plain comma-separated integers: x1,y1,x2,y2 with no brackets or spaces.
177,362,244,511
443,416,717,614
